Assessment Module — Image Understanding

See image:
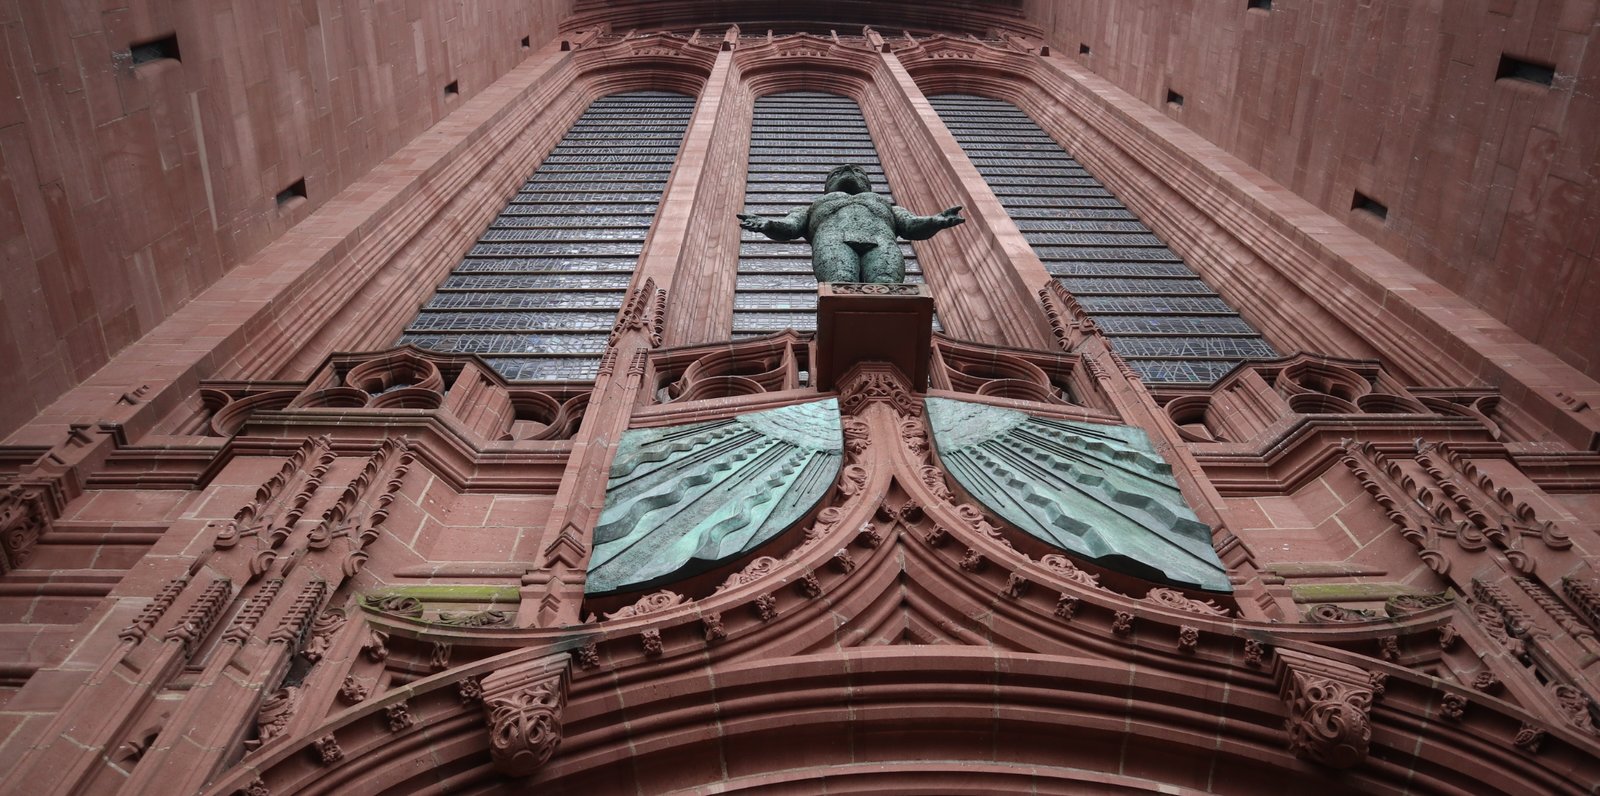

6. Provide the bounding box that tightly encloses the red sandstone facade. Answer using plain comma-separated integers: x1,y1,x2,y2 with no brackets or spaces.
2,2,1599,794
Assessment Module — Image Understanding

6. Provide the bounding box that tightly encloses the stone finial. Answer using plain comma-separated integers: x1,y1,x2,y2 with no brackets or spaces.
1274,649,1375,769
481,653,571,777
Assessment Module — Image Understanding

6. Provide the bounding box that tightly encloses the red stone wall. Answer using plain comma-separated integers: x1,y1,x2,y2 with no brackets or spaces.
0,0,571,436
1026,0,1600,380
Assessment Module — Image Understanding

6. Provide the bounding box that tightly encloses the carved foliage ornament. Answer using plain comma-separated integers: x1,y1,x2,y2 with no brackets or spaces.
1275,649,1374,769
0,483,51,573
1305,603,1378,624
1144,586,1229,617
481,655,571,777
838,365,920,417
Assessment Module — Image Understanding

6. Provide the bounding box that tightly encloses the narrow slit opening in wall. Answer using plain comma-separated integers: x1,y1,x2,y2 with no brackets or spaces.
276,178,307,207
1352,191,1388,220
1079,43,1091,55
444,80,459,97
1247,0,1273,11
1166,89,1184,108
130,33,180,65
521,35,531,49
1496,54,1555,87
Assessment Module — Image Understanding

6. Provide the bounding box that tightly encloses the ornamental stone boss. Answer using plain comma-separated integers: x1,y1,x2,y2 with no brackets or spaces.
737,164,965,284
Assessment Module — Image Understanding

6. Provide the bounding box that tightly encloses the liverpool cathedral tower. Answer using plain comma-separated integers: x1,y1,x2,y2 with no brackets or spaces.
1,1,1598,793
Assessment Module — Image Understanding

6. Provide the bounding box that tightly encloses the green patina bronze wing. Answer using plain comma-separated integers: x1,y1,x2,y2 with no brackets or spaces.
586,399,843,595
926,397,1229,592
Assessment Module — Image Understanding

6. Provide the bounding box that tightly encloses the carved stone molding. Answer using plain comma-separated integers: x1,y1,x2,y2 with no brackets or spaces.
1304,604,1379,624
118,575,190,644
251,687,298,750
838,362,920,417
481,653,571,777
0,483,53,573
598,590,686,621
163,578,233,657
1274,649,1375,769
1144,587,1230,617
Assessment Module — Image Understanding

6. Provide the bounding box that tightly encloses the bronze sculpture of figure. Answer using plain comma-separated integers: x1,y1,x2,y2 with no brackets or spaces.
737,164,965,284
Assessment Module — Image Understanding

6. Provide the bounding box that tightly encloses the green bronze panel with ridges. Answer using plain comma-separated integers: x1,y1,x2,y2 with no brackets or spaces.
586,399,843,595
926,396,1229,592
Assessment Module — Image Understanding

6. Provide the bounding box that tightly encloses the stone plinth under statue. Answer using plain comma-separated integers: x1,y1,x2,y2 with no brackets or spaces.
814,282,935,391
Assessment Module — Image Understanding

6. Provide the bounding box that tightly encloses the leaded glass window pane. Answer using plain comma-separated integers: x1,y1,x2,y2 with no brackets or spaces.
734,92,941,336
929,94,1277,384
401,90,696,382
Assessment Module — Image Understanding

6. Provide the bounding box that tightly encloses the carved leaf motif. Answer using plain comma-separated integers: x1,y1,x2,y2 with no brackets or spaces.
1286,675,1372,768
1145,587,1229,617
1384,593,1452,616
838,366,919,417
386,702,416,732
1305,604,1379,624
437,609,510,627
754,593,778,622
575,641,600,670
1514,723,1546,753
253,687,298,748
702,613,726,642
799,572,823,598
641,629,663,656
302,609,346,663
483,662,568,777
1038,554,1100,589
1275,650,1375,769
364,594,424,618
1177,625,1199,653
1054,594,1080,620
338,676,369,705
601,590,687,621
1244,639,1267,668
1002,572,1028,599
312,735,343,765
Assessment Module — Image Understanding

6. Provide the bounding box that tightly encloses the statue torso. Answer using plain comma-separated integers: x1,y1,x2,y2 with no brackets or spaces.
807,191,895,241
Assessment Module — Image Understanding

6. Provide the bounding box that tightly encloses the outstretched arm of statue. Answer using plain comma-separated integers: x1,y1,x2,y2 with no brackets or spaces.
736,208,809,241
893,205,965,240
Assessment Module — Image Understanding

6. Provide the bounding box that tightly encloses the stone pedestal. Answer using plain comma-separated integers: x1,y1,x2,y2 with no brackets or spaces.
814,283,935,391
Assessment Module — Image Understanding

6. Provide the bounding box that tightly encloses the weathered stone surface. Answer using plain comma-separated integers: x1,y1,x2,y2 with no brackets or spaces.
925,396,1227,591
587,399,843,594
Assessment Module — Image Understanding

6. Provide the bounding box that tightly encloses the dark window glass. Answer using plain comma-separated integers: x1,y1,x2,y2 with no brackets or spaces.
929,94,1277,384
733,92,942,336
401,91,696,381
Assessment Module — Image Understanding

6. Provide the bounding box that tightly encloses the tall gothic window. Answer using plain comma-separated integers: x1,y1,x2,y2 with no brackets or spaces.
733,91,926,337
929,94,1277,384
400,90,697,381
